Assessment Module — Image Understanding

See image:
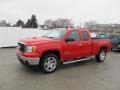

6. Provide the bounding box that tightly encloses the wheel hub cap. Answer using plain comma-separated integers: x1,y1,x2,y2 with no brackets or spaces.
100,51,105,61
44,57,57,72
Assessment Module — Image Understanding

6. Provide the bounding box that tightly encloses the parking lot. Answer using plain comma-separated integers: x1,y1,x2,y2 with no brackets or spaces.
0,48,120,90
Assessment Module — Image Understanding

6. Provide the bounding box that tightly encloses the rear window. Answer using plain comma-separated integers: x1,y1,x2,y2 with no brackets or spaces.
82,31,89,41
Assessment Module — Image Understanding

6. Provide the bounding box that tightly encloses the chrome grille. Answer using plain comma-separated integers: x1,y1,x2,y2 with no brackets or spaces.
18,42,26,52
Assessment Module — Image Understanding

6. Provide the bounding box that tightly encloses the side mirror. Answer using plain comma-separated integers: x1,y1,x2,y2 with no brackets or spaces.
65,38,75,42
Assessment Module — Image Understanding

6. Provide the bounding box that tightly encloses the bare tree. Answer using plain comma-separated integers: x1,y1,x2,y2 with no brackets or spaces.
53,18,74,28
43,18,74,29
44,19,53,29
0,20,11,27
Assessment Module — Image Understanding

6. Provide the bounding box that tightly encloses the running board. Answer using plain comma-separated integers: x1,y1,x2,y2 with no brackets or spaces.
63,58,91,64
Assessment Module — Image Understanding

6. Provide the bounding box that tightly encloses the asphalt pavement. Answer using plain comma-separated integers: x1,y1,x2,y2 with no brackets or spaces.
0,48,120,90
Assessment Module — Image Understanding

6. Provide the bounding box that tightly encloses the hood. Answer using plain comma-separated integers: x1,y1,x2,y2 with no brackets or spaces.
19,37,58,45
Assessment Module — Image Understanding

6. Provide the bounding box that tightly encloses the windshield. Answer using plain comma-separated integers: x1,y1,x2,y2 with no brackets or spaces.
44,30,66,39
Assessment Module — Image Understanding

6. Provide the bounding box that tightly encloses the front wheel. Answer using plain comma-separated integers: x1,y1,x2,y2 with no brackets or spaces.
95,49,106,62
40,54,59,74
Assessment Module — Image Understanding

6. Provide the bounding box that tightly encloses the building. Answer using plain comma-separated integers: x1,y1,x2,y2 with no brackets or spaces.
85,24,120,35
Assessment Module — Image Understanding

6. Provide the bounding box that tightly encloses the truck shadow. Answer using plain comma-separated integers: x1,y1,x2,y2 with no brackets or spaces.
18,58,97,74
17,65,42,74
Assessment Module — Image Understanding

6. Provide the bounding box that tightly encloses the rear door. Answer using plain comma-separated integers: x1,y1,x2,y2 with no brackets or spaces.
80,31,92,56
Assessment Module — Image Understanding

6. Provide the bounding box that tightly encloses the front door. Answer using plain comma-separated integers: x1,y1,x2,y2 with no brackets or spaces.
62,31,83,60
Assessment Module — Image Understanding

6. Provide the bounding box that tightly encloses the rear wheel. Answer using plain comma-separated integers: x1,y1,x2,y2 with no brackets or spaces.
96,49,106,62
40,54,59,74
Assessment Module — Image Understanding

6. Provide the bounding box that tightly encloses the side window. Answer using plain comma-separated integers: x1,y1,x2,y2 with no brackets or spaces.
82,31,89,41
67,31,80,41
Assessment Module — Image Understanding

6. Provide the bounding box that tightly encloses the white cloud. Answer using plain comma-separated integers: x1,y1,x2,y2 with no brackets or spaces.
0,0,120,25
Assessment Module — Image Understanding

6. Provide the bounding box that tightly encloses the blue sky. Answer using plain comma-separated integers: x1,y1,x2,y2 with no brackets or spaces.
0,0,120,26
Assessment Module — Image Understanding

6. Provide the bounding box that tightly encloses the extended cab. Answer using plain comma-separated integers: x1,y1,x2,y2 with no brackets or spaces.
16,28,112,73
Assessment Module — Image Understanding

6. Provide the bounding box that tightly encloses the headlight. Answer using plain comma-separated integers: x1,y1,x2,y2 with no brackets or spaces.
25,46,36,53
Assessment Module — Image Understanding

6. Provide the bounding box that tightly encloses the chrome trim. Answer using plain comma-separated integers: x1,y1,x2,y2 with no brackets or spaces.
18,54,40,65
18,41,26,52
18,41,26,45
44,57,57,72
63,58,90,64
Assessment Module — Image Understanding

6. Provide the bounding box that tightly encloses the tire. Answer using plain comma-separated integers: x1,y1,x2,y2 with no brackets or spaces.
40,54,59,74
95,49,106,62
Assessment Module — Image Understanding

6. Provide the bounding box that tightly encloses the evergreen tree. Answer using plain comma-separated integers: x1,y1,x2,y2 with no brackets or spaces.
16,20,24,27
25,19,32,28
25,14,38,28
30,15,38,28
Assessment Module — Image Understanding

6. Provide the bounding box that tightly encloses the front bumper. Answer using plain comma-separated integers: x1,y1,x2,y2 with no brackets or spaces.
17,54,40,65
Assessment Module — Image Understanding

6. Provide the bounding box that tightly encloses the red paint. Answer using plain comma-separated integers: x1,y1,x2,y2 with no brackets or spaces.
16,29,112,62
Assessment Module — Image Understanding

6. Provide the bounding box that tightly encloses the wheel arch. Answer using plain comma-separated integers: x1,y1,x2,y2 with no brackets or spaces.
99,46,108,53
40,50,61,61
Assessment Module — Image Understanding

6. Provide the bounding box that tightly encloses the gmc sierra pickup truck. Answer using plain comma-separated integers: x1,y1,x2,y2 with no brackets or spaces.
16,28,112,73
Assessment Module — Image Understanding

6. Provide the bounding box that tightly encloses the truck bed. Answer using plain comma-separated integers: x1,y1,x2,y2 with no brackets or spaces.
91,38,111,55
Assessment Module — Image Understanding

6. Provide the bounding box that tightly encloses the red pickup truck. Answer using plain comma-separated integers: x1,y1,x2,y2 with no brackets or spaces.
16,28,112,73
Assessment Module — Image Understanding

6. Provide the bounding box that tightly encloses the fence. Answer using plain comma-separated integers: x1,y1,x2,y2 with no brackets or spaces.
0,27,97,48
0,27,51,47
